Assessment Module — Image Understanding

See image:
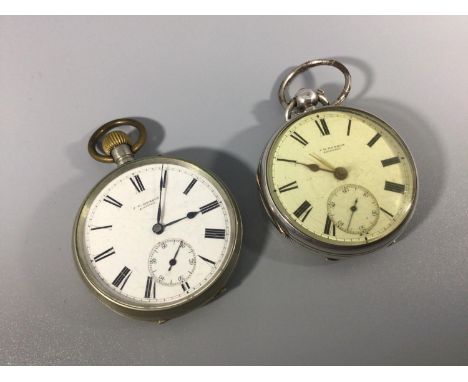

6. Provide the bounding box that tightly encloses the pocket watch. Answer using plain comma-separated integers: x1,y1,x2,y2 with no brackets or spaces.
257,59,418,259
73,118,242,322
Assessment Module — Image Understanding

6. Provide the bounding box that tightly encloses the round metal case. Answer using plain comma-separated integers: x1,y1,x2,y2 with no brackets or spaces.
258,105,418,259
74,120,242,322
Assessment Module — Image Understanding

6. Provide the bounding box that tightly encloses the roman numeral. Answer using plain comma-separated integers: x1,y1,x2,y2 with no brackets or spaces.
103,195,123,208
384,181,406,194
200,200,220,214
183,178,197,195
315,118,330,135
198,255,216,265
276,158,297,163
112,266,131,289
293,200,312,222
90,225,112,230
205,228,226,239
381,157,401,167
347,119,351,136
144,276,156,299
380,207,394,218
130,175,145,192
181,281,190,292
367,133,382,147
93,247,115,262
278,181,298,193
324,216,336,236
290,131,308,146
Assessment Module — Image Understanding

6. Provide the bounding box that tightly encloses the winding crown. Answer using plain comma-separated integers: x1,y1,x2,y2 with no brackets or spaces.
102,131,131,155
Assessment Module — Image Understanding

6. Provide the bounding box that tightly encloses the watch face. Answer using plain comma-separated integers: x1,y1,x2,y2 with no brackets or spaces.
74,157,240,313
265,107,417,249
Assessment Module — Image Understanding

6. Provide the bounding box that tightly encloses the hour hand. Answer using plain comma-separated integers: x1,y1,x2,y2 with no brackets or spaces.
153,211,200,234
164,211,200,228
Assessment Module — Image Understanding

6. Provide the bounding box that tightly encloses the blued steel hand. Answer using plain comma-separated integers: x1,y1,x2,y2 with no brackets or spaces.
163,211,200,228
153,166,167,234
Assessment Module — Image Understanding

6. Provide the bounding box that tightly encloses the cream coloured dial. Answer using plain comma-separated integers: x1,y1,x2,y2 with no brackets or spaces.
266,108,416,246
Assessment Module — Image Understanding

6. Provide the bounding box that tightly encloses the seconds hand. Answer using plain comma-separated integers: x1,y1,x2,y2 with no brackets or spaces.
168,241,183,271
347,198,359,231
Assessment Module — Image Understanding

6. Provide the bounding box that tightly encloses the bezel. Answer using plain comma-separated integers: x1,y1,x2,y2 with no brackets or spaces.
73,155,242,321
257,106,418,259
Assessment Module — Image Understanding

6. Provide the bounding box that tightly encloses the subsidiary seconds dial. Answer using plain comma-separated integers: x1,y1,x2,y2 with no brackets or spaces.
327,184,380,235
148,239,197,287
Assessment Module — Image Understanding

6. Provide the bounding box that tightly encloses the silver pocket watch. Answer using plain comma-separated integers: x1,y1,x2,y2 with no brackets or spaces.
73,118,242,322
257,59,418,259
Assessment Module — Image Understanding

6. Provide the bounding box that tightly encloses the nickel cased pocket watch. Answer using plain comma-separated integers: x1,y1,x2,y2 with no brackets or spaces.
73,118,242,322
257,59,418,259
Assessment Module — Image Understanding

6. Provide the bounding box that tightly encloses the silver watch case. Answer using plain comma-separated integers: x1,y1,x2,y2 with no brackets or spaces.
257,106,418,260
73,155,243,322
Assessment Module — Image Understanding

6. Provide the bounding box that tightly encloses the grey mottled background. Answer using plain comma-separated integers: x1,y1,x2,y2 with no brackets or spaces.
1,16,467,365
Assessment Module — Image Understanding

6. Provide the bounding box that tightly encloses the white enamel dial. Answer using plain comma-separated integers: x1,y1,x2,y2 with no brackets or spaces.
82,162,233,305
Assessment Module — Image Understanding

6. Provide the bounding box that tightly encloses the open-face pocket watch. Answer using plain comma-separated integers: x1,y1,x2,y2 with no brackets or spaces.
257,59,418,259
73,118,242,322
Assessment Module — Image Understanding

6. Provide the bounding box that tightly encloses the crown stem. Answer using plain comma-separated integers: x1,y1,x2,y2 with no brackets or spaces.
102,130,134,166
110,144,134,166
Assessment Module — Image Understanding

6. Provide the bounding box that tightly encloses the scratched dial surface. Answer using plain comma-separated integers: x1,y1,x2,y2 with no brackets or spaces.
266,108,417,246
82,162,233,305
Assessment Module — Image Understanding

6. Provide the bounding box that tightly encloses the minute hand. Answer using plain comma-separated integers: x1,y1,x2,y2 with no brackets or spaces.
157,166,167,224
